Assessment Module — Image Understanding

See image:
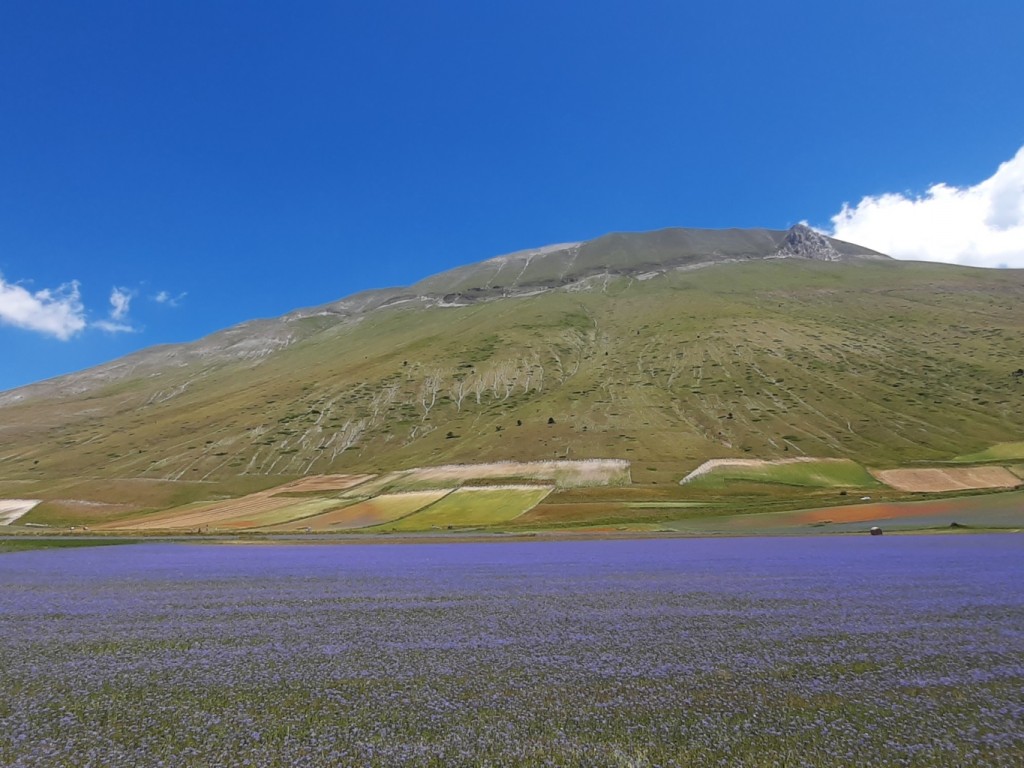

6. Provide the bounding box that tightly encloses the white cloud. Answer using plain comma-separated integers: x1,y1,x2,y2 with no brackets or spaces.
109,286,132,320
93,319,136,334
92,286,137,334
153,290,186,307
830,144,1024,268
0,275,86,340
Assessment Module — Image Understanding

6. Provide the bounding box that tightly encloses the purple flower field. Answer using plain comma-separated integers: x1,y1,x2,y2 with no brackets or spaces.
1,536,1022,767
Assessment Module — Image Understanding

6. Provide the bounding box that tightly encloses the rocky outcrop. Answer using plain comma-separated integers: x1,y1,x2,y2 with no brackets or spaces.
772,224,843,261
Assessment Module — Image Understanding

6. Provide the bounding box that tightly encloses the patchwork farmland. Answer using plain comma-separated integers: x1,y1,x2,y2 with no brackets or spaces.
88,463,592,533
99,474,370,532
5,448,1024,535
264,491,449,531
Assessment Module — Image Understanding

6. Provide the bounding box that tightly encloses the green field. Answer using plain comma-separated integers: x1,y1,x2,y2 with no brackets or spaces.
625,501,715,509
370,487,552,531
955,442,1024,463
682,459,879,489
0,538,136,554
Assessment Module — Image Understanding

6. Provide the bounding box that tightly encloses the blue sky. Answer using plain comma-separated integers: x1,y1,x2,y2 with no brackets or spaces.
2,1,1023,391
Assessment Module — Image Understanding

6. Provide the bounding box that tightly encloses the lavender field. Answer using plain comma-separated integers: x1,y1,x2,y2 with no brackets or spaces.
1,536,1022,767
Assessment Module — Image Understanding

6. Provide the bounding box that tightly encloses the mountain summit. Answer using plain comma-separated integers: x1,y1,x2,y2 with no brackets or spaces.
771,223,844,261
397,224,883,306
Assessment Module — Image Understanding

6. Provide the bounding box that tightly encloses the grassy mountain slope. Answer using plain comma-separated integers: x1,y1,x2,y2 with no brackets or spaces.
3,244,1023,518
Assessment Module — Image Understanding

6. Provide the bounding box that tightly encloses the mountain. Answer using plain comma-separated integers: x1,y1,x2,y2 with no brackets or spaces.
2,224,1022,514
0,225,883,403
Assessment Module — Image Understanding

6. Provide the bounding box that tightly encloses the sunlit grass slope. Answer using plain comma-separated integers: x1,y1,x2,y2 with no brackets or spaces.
3,257,1024,527
954,442,1024,463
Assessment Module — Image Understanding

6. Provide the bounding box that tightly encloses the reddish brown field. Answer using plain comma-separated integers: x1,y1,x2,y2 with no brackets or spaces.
786,503,956,526
518,502,637,525
660,490,1024,534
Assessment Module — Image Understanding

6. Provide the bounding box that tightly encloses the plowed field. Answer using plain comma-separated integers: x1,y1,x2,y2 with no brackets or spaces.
873,467,1020,492
99,473,372,531
104,496,346,531
263,491,450,531
666,490,1024,534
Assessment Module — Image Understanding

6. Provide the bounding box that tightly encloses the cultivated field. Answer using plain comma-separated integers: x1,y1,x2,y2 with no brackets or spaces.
2,476,322,528
105,497,348,532
666,490,1024,534
100,473,371,531
955,441,1024,463
263,491,450,531
251,474,374,494
353,460,630,496
17,453,1024,535
1,538,1021,766
402,460,630,487
96,469,565,533
874,466,1021,492
680,457,879,488
369,486,553,531
66,460,614,534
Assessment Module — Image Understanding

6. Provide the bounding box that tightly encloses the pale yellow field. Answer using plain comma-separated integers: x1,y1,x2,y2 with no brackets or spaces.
102,496,344,531
205,499,352,530
873,466,1021,492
